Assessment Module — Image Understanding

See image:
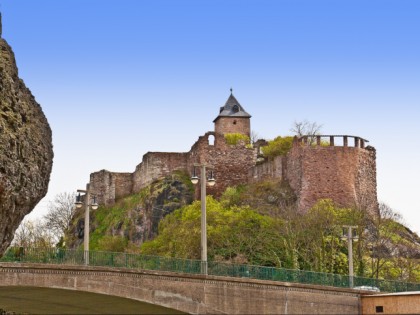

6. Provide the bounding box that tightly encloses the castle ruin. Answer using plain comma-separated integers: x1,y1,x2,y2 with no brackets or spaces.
88,92,378,215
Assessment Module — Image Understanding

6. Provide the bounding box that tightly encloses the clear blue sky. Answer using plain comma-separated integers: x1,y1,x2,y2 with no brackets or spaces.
2,1,420,232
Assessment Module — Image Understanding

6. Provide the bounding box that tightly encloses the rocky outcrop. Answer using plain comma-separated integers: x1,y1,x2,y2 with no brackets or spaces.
66,172,193,250
0,37,53,255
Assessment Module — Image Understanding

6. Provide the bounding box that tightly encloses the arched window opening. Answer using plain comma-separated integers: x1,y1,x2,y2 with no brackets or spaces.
208,134,215,146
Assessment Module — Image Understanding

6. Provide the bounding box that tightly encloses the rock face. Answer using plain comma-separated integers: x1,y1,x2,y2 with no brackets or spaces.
66,173,193,250
0,37,53,255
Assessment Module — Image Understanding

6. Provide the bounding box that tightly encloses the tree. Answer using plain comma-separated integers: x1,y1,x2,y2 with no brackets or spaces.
261,136,294,158
43,192,76,241
12,219,56,249
290,120,322,145
368,203,405,279
141,196,286,266
250,130,260,144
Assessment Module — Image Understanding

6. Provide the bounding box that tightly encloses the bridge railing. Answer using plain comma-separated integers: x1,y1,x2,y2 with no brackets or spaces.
2,247,420,293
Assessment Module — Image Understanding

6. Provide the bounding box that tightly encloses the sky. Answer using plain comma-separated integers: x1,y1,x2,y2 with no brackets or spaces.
2,1,420,233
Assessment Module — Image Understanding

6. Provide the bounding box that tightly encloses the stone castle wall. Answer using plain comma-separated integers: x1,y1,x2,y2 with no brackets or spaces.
249,156,285,182
132,152,189,193
247,136,378,214
286,136,378,214
188,132,256,198
88,129,377,214
89,170,133,206
90,132,256,206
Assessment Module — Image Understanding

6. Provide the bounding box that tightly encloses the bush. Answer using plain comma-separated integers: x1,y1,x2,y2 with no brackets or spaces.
224,133,251,146
261,136,294,158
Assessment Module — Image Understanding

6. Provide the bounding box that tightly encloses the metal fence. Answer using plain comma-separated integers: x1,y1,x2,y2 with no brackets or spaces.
1,247,419,293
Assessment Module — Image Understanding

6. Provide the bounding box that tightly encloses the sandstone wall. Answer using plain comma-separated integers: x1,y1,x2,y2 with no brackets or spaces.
249,156,285,182
286,138,378,214
132,152,189,193
355,146,378,216
189,132,256,198
87,132,377,216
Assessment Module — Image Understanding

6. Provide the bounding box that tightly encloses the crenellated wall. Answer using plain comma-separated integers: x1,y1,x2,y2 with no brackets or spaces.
286,136,378,215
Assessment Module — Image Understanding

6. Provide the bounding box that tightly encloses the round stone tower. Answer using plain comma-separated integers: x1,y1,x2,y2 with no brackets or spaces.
213,91,251,137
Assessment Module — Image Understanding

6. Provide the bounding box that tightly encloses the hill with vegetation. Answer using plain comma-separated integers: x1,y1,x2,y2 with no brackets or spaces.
63,168,420,283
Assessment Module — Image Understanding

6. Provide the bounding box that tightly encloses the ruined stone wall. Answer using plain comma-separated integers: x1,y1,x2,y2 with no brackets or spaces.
87,132,377,215
132,152,189,193
355,146,378,216
89,133,256,205
189,132,256,198
285,137,378,214
89,170,133,206
214,117,250,137
114,173,133,200
249,156,285,182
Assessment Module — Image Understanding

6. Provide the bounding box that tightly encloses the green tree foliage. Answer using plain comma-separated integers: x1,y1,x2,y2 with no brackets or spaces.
97,235,128,252
141,188,420,282
141,196,286,266
62,171,420,283
293,200,353,273
224,133,251,146
261,136,294,158
220,180,296,216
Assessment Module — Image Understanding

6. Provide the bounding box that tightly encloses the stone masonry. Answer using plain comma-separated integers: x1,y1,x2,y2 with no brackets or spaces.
88,93,378,215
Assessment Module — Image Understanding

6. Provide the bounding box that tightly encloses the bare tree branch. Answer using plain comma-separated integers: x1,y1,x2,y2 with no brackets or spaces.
43,192,76,240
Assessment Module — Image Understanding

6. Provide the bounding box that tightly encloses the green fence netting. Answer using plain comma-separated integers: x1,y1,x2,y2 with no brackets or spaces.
1,247,419,293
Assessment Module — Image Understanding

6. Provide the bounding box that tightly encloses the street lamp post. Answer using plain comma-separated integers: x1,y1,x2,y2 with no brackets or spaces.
191,164,215,275
342,225,358,288
75,183,98,265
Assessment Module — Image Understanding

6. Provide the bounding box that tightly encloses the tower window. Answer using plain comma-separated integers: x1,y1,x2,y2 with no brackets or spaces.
233,120,237,125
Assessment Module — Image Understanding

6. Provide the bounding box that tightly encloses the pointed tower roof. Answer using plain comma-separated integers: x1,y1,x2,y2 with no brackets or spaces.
213,91,251,122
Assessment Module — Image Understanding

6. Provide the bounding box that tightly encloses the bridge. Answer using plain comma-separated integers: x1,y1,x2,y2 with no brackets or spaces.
1,248,419,314
0,262,361,314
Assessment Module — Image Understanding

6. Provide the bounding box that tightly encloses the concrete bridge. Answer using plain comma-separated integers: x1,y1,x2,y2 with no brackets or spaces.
0,262,362,314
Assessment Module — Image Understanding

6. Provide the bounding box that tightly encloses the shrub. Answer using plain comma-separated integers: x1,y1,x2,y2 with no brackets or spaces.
224,133,251,146
261,136,294,158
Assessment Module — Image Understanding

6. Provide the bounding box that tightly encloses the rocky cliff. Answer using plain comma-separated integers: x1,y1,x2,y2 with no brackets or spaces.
0,37,53,255
66,172,193,251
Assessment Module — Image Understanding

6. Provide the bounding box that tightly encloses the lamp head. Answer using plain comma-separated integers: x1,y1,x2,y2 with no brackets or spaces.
91,196,99,210
75,193,83,209
207,171,216,187
191,167,199,184
191,176,199,185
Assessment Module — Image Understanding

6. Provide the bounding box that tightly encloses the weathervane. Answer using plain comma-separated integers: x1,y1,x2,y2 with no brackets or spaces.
230,87,233,94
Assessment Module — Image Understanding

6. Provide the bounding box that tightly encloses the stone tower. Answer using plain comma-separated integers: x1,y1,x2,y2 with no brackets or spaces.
213,91,251,137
